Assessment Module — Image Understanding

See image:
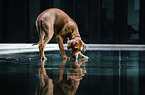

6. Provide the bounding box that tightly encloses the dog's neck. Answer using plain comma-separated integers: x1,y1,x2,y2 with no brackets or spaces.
69,37,81,41
67,37,81,43
71,28,81,40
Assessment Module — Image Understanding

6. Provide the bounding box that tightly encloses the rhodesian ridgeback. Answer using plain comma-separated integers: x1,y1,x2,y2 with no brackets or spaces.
34,8,88,60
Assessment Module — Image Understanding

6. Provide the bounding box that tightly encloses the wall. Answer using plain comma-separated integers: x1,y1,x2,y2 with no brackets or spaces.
0,0,145,44
2,0,28,42
127,0,139,31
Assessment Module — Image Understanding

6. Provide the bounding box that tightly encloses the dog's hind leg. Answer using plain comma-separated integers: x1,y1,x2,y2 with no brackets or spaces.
38,31,45,44
39,21,54,60
32,21,45,46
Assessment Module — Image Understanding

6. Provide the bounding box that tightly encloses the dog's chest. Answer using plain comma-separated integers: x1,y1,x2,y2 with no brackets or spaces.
54,24,64,34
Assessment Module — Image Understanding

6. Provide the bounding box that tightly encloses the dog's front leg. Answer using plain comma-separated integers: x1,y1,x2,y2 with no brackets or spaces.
78,52,89,59
56,35,70,59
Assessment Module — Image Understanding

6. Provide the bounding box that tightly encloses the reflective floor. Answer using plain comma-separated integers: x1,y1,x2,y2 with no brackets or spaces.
0,50,145,95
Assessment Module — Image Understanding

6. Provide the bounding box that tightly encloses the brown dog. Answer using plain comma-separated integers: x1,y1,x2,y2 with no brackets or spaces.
34,8,88,60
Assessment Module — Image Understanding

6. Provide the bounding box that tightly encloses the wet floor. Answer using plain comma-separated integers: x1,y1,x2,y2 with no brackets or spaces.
0,50,145,95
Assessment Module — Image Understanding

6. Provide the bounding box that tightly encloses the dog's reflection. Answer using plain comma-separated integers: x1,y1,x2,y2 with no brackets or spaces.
35,58,54,95
35,58,88,95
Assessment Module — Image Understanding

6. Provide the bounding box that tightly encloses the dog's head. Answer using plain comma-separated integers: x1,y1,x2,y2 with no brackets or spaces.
67,38,86,58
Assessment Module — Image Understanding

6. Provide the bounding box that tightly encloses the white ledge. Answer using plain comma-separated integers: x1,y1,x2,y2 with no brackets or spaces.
0,43,145,55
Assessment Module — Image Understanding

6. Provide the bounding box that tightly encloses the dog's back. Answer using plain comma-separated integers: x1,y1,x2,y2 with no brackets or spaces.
36,8,71,33
36,8,79,39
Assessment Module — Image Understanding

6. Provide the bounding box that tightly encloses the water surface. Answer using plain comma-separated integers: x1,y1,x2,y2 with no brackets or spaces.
0,50,145,95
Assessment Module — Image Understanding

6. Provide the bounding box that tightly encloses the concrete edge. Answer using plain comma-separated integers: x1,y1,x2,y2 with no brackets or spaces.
0,43,145,55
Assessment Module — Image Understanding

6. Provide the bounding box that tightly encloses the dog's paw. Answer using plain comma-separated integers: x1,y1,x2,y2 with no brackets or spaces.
83,56,89,59
41,56,47,61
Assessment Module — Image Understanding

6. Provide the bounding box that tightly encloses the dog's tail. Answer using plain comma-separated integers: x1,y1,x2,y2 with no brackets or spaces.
32,42,39,46
33,25,38,38
32,25,40,46
32,20,44,46
81,41,87,53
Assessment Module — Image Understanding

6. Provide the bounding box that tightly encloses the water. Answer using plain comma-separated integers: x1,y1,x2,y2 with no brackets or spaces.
0,50,145,95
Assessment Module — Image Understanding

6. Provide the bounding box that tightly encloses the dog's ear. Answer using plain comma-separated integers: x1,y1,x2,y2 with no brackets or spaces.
81,41,86,53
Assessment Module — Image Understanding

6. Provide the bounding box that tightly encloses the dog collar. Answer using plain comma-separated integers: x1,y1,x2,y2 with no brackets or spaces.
73,37,81,40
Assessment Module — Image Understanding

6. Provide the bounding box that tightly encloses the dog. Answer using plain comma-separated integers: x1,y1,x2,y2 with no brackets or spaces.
34,8,88,60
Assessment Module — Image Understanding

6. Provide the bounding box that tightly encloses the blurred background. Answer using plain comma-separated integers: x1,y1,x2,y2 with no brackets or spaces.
0,0,145,44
